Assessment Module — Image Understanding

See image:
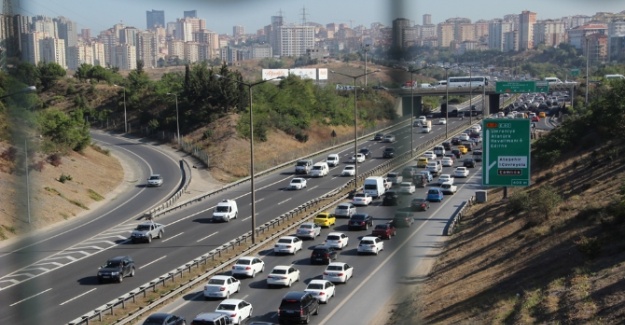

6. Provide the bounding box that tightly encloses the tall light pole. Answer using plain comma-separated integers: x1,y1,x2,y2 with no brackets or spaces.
468,65,473,124
406,66,428,157
216,74,283,244
363,44,370,87
331,69,379,190
585,37,590,106
166,93,181,146
114,85,127,133
443,66,451,139
482,77,487,116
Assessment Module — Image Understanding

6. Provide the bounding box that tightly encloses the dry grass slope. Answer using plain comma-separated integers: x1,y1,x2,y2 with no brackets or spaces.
390,142,625,324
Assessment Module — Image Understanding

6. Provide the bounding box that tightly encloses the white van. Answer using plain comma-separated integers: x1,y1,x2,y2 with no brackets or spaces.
310,162,329,177
212,199,238,222
326,154,340,167
434,80,447,88
363,176,385,199
433,145,445,157
419,83,435,89
421,120,432,133
544,77,563,84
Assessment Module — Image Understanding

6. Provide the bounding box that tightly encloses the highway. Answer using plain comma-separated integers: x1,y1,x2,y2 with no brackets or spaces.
0,101,481,324
147,153,485,324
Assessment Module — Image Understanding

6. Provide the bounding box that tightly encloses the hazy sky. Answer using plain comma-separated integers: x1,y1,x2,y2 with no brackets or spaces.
15,0,625,35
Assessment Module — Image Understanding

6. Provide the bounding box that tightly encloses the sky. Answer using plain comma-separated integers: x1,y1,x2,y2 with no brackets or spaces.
12,0,625,35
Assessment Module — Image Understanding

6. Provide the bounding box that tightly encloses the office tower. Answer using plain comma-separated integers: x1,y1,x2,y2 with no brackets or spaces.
392,18,413,49
184,10,197,18
519,10,537,50
423,14,431,25
233,25,244,37
146,9,165,29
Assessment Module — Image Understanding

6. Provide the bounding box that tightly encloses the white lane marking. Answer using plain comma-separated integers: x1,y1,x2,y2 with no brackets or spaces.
196,232,219,243
241,216,251,222
59,288,97,306
162,232,184,243
9,288,52,306
277,198,292,205
306,185,318,191
139,255,167,269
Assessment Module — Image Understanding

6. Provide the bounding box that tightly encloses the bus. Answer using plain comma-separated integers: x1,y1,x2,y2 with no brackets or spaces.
447,76,489,87
605,74,625,81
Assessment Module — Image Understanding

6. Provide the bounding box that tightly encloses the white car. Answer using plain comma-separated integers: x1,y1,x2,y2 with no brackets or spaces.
454,166,470,178
422,151,437,160
323,262,354,284
296,222,321,239
342,165,356,176
438,174,454,185
215,299,253,325
399,182,415,194
326,154,340,167
438,118,447,125
351,153,365,163
458,133,470,141
231,256,265,278
357,236,384,255
325,232,349,249
305,279,336,304
147,174,163,187
352,192,373,206
267,265,301,288
441,157,454,167
274,236,303,255
440,182,457,195
334,202,356,218
418,116,427,125
203,275,241,300
289,177,307,190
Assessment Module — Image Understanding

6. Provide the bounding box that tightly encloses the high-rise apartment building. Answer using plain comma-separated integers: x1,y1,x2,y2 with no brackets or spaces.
233,25,245,37
608,20,625,61
437,23,454,48
277,24,315,57
114,43,136,70
488,19,514,51
518,10,537,50
423,14,431,25
146,9,165,29
533,19,566,47
40,37,66,68
392,18,415,49
137,31,157,68
184,10,197,18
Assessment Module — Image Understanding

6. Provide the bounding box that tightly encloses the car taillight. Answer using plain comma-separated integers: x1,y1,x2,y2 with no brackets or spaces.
323,272,328,275
245,266,251,270
220,287,226,291
319,292,326,295
338,273,344,276
301,309,305,316
230,313,237,318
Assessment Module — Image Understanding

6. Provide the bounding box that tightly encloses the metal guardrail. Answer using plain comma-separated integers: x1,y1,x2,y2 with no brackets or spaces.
68,119,476,325
443,196,476,236
142,160,192,219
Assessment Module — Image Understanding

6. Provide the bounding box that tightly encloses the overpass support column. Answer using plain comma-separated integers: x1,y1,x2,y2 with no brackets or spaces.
401,96,422,117
488,93,501,115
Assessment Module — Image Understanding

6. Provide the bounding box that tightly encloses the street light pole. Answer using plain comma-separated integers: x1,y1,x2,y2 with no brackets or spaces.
405,66,428,157
363,44,370,87
469,65,473,125
167,93,181,146
216,74,283,244
114,85,127,133
331,69,379,190
444,66,451,139
585,37,590,106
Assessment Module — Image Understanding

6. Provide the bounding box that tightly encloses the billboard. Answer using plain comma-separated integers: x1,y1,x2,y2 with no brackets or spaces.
318,68,328,80
289,68,317,80
262,69,289,80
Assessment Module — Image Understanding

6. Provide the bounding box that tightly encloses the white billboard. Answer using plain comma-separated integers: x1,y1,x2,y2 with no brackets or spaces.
262,69,289,80
289,68,317,80
318,68,328,80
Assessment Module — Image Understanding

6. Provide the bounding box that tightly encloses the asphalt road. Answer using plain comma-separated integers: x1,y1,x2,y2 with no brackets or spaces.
0,104,481,324
147,158,485,325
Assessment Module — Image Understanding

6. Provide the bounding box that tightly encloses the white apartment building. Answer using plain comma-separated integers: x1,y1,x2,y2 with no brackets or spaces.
277,24,315,57
40,37,67,68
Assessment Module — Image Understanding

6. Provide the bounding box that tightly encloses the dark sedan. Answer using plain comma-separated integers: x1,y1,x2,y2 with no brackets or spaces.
391,212,414,228
463,158,476,168
410,198,430,211
348,213,373,230
382,190,399,206
359,148,372,158
310,245,339,265
450,149,462,159
374,133,385,141
142,313,186,325
472,150,483,162
383,147,396,158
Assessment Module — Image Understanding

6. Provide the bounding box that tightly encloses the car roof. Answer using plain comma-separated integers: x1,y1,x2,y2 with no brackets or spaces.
220,298,245,305
272,265,292,270
327,232,345,236
327,262,347,266
108,255,130,262
237,256,259,261
193,312,228,321
210,275,234,280
360,236,379,240
283,291,309,300
146,313,175,321
280,235,298,240
300,222,315,226
308,279,330,284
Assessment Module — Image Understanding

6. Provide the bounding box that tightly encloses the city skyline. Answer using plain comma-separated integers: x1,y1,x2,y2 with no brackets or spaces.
15,0,625,36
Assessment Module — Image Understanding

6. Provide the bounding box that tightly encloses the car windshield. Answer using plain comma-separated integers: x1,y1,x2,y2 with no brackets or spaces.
352,215,366,221
216,206,229,212
327,265,342,271
149,176,160,180
361,240,374,245
312,166,321,170
307,283,323,290
354,194,365,198
208,278,226,285
296,161,308,166
336,205,348,210
428,190,439,194
105,260,122,268
136,224,151,231
327,235,340,240
291,179,302,183
300,224,312,229
345,166,354,170
278,238,292,243
236,259,251,265
272,269,287,275
375,225,387,230
217,304,236,311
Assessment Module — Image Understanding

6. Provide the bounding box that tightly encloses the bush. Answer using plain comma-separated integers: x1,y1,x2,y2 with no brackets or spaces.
1,147,17,162
58,173,72,183
576,235,601,259
508,191,532,214
533,185,562,220
48,153,62,167
31,160,45,172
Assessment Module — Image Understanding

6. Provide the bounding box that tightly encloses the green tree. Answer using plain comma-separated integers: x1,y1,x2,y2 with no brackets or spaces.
74,63,93,81
37,62,66,90
38,108,91,152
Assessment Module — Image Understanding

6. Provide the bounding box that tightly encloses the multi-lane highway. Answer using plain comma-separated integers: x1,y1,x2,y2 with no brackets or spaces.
150,163,484,325
0,103,480,324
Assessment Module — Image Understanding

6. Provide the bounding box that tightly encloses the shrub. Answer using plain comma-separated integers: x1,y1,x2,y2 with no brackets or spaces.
533,185,562,220
576,235,601,259
90,143,109,156
48,153,62,167
294,132,309,143
59,173,73,183
32,160,45,172
1,147,17,162
508,191,532,214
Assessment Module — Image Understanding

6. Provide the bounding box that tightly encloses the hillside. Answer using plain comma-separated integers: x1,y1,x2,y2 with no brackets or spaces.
388,139,625,324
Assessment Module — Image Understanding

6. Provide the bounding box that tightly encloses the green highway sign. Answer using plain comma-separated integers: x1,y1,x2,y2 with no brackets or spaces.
570,68,580,76
482,119,531,187
495,81,549,94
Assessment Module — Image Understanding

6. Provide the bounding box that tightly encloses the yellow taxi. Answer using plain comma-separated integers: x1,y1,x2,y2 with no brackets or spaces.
457,145,468,154
417,157,429,168
314,212,336,228
538,111,546,118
